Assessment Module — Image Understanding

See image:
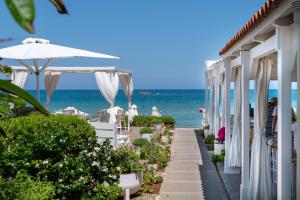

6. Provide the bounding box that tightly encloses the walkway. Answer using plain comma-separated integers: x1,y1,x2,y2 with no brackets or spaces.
158,128,228,200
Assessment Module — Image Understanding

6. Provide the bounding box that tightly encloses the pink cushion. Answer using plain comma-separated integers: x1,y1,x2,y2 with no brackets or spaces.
218,127,225,142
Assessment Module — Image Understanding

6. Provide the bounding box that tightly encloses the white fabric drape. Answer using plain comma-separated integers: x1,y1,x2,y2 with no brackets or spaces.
228,67,242,167
220,74,226,127
119,73,133,105
44,71,61,108
11,70,28,88
95,72,119,123
209,78,215,132
214,76,220,138
249,58,272,199
95,72,119,107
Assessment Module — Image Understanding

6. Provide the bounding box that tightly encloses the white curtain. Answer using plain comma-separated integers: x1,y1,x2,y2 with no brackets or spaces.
214,76,220,138
44,71,61,108
220,74,226,127
11,70,28,88
228,67,242,167
209,78,215,133
119,73,133,105
249,58,272,199
95,72,119,107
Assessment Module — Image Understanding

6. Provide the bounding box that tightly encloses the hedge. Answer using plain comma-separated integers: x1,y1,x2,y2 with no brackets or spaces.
132,115,175,128
0,114,122,199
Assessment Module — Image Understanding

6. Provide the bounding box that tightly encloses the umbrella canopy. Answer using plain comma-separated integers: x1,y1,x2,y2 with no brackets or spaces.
0,38,119,60
0,38,119,101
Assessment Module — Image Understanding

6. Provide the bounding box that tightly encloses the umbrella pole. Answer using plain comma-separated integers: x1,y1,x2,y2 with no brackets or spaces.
36,72,40,102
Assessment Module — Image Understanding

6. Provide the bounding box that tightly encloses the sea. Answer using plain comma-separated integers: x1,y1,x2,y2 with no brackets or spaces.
28,89,298,128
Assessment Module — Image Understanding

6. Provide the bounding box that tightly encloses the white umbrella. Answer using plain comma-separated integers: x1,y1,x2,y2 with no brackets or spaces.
0,38,119,100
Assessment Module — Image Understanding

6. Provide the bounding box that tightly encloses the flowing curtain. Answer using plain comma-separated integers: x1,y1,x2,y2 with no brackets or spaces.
249,58,272,199
214,76,220,138
209,78,215,133
11,70,28,88
119,73,133,105
44,71,61,109
220,74,226,127
228,67,242,167
95,72,119,107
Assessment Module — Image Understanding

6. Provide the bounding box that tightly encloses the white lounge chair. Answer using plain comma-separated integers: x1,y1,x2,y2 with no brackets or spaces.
119,173,142,200
88,121,117,147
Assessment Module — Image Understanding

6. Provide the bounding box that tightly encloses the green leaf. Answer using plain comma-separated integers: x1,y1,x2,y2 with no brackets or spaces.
5,0,35,33
0,93,27,106
49,0,68,14
0,65,12,76
0,79,49,115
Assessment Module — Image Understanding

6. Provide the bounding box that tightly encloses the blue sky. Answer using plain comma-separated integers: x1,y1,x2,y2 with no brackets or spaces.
0,0,266,89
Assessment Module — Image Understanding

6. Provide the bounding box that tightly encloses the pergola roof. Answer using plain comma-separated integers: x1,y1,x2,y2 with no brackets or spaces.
11,66,132,75
219,0,285,55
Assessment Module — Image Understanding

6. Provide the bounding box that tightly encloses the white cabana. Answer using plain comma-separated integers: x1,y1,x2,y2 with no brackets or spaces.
10,66,134,121
204,0,300,199
0,38,119,101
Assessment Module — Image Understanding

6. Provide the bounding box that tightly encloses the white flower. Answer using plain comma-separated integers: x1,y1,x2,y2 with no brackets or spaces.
35,163,39,168
103,167,108,172
79,176,84,181
58,179,63,182
103,181,109,187
117,167,121,171
43,160,48,165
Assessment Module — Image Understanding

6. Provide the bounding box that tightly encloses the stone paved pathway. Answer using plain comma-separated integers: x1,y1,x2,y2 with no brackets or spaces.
158,128,228,200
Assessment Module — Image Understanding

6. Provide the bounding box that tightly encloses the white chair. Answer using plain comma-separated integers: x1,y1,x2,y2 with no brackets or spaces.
119,173,142,200
88,121,117,147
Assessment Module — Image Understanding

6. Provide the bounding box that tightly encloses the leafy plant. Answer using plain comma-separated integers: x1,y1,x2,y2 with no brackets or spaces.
5,0,68,33
90,183,122,200
160,116,176,128
142,169,163,193
132,115,176,128
132,138,149,147
211,150,225,164
205,135,215,144
163,130,173,137
0,114,122,199
0,80,49,115
0,171,55,200
116,147,145,174
140,127,154,134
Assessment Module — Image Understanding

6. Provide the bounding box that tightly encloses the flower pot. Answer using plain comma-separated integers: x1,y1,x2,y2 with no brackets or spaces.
146,163,158,171
204,129,210,138
214,143,225,155
141,133,153,141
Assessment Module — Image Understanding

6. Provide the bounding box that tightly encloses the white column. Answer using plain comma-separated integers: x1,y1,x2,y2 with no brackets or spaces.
224,58,233,173
291,1,300,199
277,25,293,200
214,74,220,138
240,51,250,200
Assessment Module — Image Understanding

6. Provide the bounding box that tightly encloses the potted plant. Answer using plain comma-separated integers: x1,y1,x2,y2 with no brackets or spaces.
143,141,159,171
214,127,225,155
152,117,162,131
203,125,210,138
140,127,154,141
161,130,172,144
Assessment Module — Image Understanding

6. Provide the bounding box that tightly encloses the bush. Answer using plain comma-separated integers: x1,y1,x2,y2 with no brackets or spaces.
205,135,215,144
160,116,176,128
163,130,173,137
142,169,163,193
140,127,154,134
116,147,145,174
132,115,176,128
0,171,55,200
132,138,149,147
0,114,122,200
211,150,225,164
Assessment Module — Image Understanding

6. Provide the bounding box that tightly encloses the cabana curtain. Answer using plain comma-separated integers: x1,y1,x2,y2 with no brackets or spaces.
44,71,61,108
209,78,215,132
249,58,272,199
229,67,242,167
214,76,220,138
95,72,119,107
220,74,226,127
11,70,28,88
119,73,133,105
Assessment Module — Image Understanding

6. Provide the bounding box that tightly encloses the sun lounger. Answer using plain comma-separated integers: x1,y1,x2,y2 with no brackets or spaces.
88,121,117,146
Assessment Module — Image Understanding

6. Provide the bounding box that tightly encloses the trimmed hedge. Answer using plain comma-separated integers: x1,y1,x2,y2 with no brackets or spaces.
132,115,175,128
0,114,122,199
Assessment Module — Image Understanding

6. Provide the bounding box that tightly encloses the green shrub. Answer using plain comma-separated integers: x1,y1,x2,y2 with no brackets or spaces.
211,150,225,164
140,127,154,134
163,130,173,136
142,169,163,193
205,135,215,144
116,147,145,174
90,183,122,200
0,114,122,200
132,115,176,128
132,138,149,147
160,116,176,128
0,171,55,200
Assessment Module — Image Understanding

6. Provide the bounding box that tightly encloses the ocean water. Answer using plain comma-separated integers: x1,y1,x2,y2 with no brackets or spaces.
27,89,298,128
